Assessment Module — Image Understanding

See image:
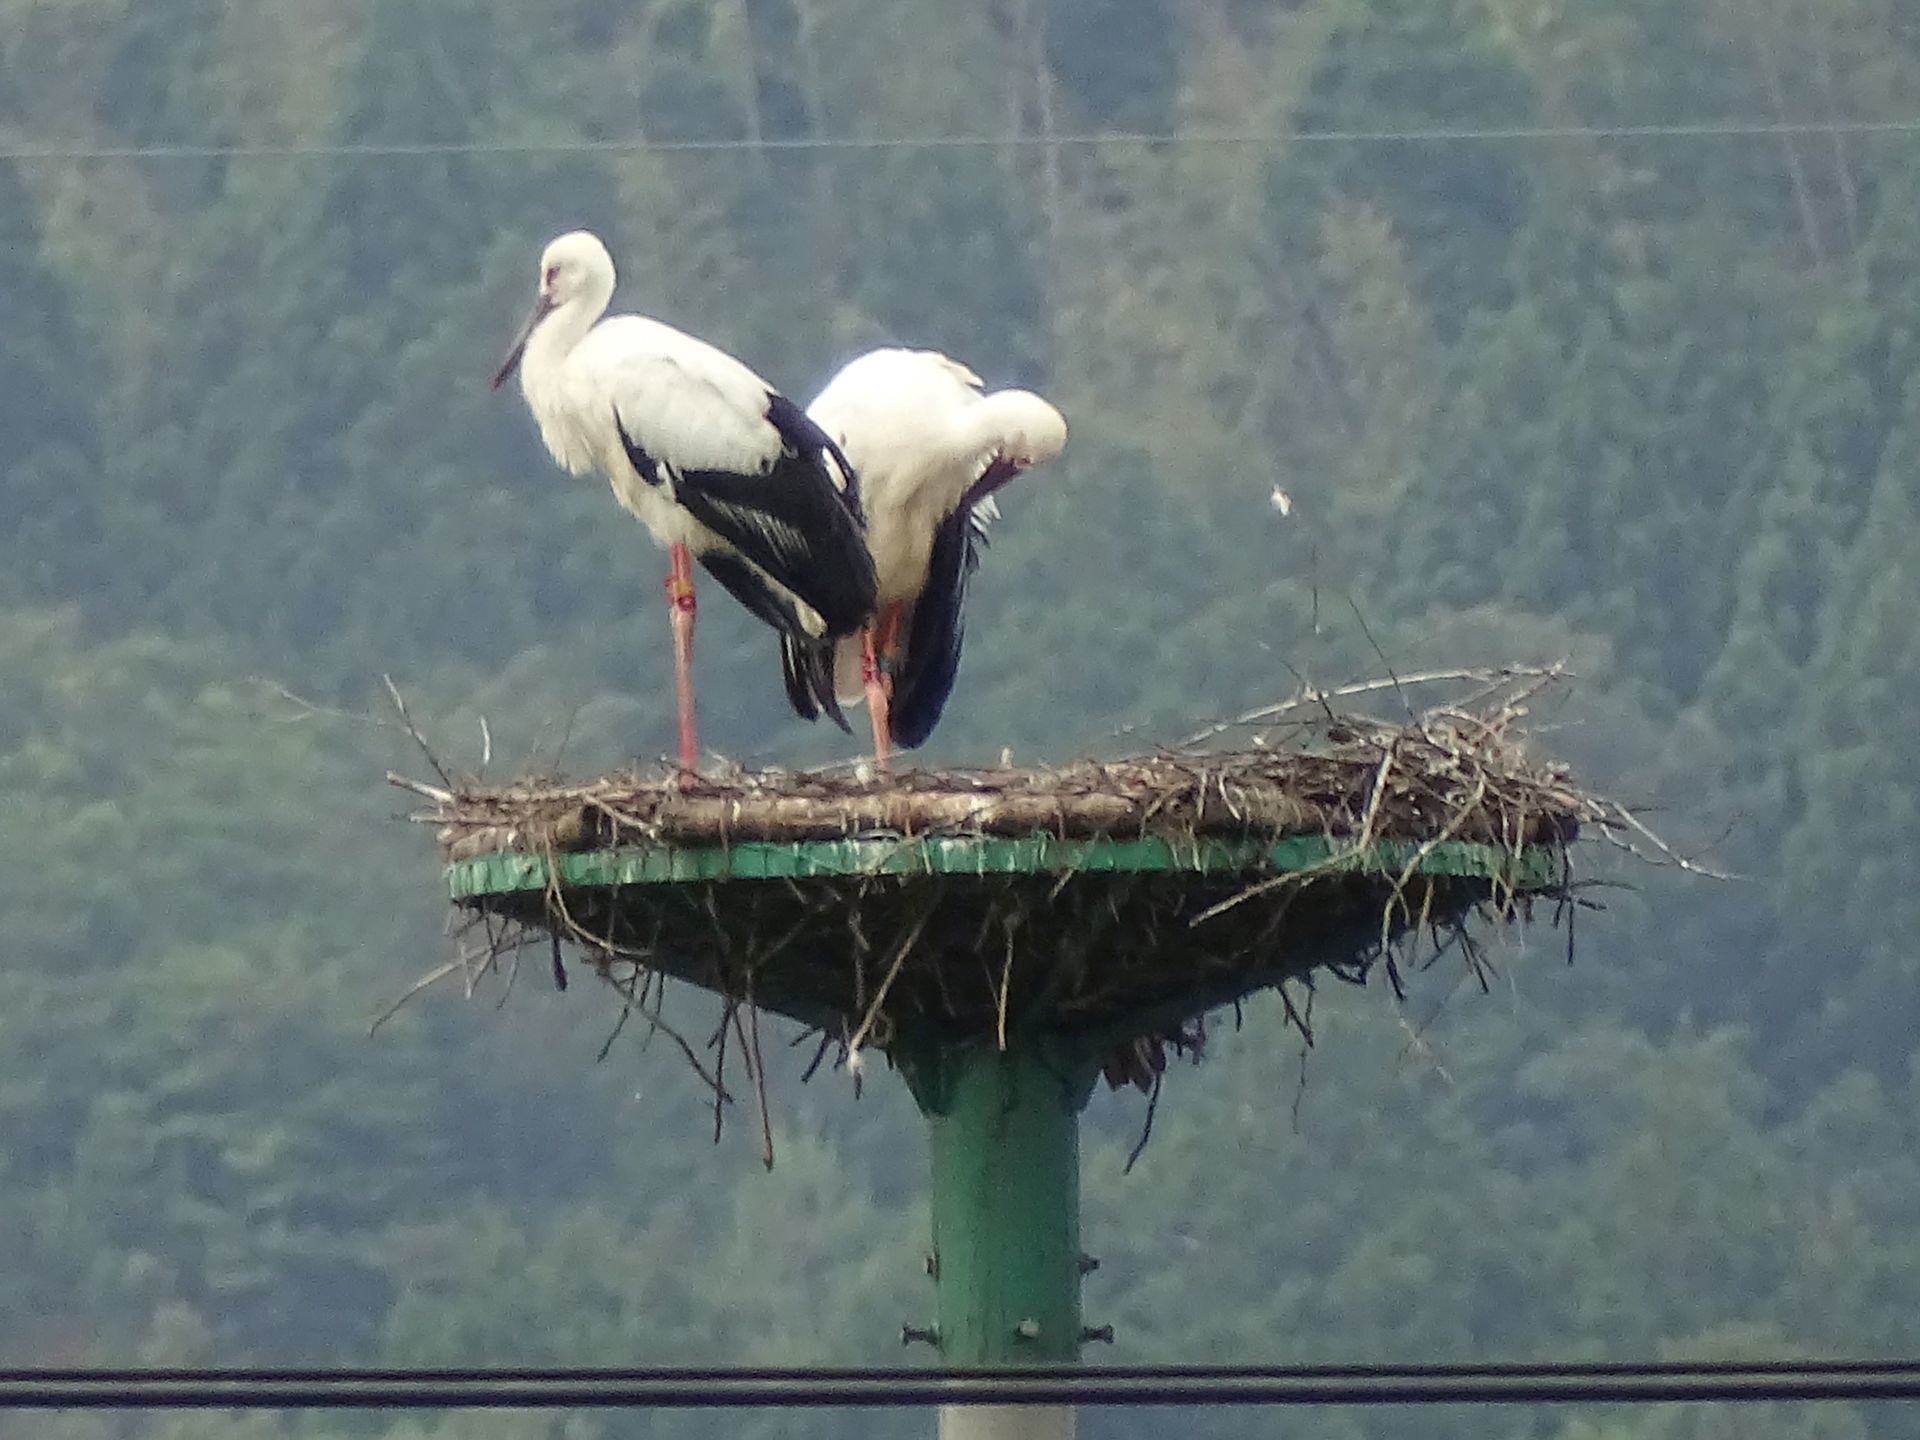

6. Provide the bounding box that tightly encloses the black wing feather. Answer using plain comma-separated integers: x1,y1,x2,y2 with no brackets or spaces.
696,552,850,731
778,636,820,722
668,395,876,638
612,409,669,488
767,392,863,522
890,509,982,750
889,458,1021,749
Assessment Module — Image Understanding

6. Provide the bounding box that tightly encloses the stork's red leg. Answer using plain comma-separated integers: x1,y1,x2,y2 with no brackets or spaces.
861,624,892,774
874,605,906,669
861,604,910,772
666,542,699,772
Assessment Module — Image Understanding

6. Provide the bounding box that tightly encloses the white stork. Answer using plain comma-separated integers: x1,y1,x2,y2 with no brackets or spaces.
492,231,876,771
800,348,1066,768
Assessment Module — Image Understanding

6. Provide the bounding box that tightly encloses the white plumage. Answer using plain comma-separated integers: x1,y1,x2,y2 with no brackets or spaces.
803,347,1067,758
493,230,875,767
518,313,793,550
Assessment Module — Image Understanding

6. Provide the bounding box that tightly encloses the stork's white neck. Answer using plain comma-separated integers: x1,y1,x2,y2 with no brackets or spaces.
513,269,617,479
522,290,608,396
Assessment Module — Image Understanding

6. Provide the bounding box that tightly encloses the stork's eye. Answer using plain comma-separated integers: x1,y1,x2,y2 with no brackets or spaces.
543,264,561,289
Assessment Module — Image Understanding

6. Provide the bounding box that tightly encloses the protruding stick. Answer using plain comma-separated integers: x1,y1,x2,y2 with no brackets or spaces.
666,541,699,772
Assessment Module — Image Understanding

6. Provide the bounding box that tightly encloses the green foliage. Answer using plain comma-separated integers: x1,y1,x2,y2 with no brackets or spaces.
0,163,102,609
2,2,1919,1436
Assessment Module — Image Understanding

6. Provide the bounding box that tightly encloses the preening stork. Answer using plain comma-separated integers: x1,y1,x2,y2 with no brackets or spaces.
492,231,877,771
802,348,1066,769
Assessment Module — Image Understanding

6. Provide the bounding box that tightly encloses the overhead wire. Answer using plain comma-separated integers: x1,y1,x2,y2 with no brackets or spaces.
3,117,1920,162
2,1361,1918,1410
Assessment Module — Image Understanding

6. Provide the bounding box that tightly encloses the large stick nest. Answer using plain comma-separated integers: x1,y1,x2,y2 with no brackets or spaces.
391,667,1681,1158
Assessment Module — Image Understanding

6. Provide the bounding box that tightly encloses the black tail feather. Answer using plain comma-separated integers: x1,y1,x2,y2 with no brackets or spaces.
780,635,848,733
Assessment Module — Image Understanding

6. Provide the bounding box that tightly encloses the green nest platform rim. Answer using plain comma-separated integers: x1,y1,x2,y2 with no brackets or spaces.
446,832,1561,899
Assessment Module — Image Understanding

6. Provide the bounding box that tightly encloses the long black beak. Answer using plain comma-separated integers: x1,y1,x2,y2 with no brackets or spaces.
491,293,556,390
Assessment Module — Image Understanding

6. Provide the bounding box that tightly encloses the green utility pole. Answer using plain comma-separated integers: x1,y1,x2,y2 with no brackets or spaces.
907,1040,1097,1440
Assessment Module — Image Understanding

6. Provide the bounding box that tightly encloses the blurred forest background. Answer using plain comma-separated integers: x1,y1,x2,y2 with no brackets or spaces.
3,0,1919,1436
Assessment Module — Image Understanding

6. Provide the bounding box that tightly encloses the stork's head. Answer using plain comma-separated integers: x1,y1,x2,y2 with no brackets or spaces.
981,390,1067,471
492,231,617,389
535,231,615,309
959,390,1067,512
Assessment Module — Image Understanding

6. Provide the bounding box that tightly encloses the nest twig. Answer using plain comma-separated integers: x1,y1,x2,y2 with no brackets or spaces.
383,665,1697,1162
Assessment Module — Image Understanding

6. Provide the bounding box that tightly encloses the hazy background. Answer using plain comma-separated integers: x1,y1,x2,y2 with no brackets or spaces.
2,0,1918,1436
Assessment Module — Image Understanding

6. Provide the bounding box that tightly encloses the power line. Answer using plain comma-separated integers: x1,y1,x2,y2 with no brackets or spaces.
4,117,1920,162
1,1362,1917,1410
